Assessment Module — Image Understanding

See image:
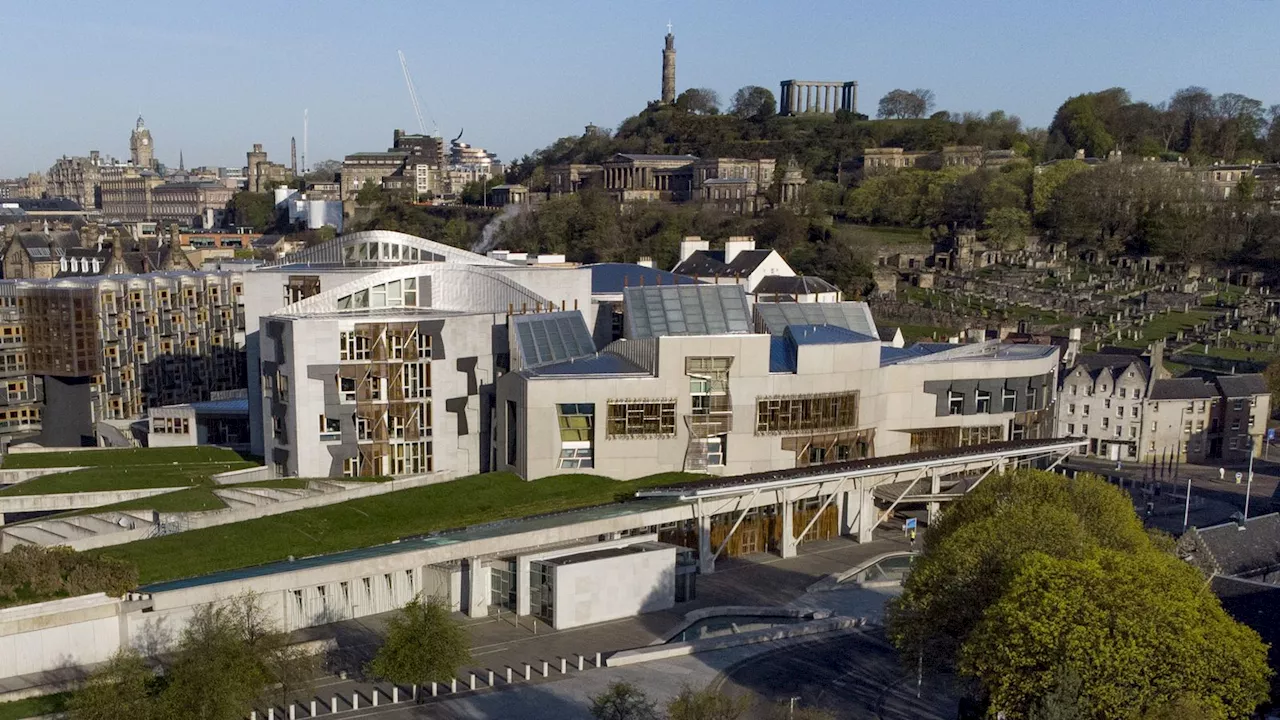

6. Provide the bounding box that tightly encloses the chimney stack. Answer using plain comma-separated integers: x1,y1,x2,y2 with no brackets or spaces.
679,236,708,263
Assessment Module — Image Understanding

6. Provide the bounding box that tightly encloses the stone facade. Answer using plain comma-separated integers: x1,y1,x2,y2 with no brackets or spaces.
246,144,292,193
661,30,676,104
100,166,163,222
47,153,108,210
150,182,235,227
129,116,155,170
573,154,802,213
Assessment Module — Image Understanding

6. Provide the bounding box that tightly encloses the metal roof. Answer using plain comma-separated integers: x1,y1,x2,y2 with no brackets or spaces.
623,284,751,339
634,438,1088,501
521,352,649,378
512,311,597,369
753,302,878,338
587,263,701,295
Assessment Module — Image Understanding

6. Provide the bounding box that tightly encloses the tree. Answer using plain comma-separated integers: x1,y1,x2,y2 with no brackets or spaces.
1047,91,1117,159
729,86,776,120
356,179,386,207
961,550,1270,719
877,89,928,119
981,207,1031,251
162,600,273,720
303,159,342,183
68,649,159,720
590,681,659,720
227,191,277,232
911,88,937,116
676,88,720,115
367,594,470,688
665,684,752,720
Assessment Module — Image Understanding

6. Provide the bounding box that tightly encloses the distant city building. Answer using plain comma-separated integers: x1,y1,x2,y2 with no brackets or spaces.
129,116,156,170
779,80,858,116
246,144,293,193
150,181,235,227
852,146,1019,179
99,165,163,222
47,152,113,209
0,173,48,201
552,154,803,214
340,130,499,212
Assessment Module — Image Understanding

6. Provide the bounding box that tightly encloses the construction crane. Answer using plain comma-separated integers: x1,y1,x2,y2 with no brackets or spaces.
397,50,437,136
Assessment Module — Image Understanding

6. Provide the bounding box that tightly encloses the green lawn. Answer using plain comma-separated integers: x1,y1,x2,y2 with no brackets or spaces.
1135,310,1216,342
75,478,336,515
0,447,256,496
0,692,71,720
837,223,930,247
96,471,701,585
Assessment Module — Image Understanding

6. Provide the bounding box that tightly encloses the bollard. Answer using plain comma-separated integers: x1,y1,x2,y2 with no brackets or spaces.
310,700,316,717
412,685,418,700
268,709,275,720
332,696,338,714
393,687,399,703
432,682,438,697
506,666,513,683
251,713,257,720
578,654,584,671
470,673,477,691
542,660,549,677
596,651,602,667
451,678,457,694
372,689,379,707
560,657,567,674
289,705,296,720
488,670,494,687
352,693,359,710
524,663,532,680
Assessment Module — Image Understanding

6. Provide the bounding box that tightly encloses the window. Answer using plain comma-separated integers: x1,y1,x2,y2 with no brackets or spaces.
1114,427,1122,438
1083,404,1090,417
1083,424,1089,434
557,403,594,469
1184,421,1193,435
1231,419,1241,431
276,372,289,402
976,391,991,414
1067,423,1075,435
151,417,190,434
606,400,676,437
340,331,370,361
959,426,1003,445
1068,404,1076,415
1002,389,1017,412
1131,406,1139,418
1105,399,1111,410
1234,399,1244,411
339,376,356,402
1229,437,1239,450
1196,420,1205,432
1133,389,1141,400
1119,388,1127,398
272,416,286,440
706,435,726,466
948,392,964,416
1102,417,1109,429
1129,426,1138,439
355,415,374,441
756,392,860,433
320,415,341,441
1069,385,1077,396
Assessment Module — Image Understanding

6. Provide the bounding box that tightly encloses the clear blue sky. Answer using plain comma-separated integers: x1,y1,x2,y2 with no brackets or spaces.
3,0,1278,177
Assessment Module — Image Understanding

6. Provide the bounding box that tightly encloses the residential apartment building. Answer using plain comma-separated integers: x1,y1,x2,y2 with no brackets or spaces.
1056,344,1270,462
47,152,110,210
0,269,246,445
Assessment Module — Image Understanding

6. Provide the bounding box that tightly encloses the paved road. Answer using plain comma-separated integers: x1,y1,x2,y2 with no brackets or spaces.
711,631,959,720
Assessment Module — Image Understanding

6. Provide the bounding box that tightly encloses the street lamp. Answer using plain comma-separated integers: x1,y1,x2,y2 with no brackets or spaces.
1244,435,1255,520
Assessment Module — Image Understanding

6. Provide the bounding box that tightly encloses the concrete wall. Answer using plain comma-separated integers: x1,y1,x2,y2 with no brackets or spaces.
210,465,273,485
0,467,86,486
0,594,129,680
0,487,185,515
550,545,675,630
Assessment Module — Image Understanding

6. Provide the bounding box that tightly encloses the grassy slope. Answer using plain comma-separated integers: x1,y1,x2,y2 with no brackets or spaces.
96,471,700,585
0,447,255,496
0,693,71,720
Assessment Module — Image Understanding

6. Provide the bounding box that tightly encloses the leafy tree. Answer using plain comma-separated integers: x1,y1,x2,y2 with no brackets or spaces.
912,88,937,116
1047,91,1117,159
367,594,470,688
590,681,659,720
676,88,720,115
303,159,342,183
877,89,929,119
1263,360,1280,416
1030,159,1088,219
961,549,1270,719
162,601,272,720
665,684,752,720
0,545,137,608
356,179,387,207
68,649,159,720
729,86,776,120
981,207,1030,250
227,191,277,232
1028,666,1086,720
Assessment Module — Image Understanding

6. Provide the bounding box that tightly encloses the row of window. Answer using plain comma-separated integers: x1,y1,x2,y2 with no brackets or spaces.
338,329,431,361
756,392,858,434
1068,384,1142,400
1067,403,1141,419
948,389,1020,415
151,417,191,434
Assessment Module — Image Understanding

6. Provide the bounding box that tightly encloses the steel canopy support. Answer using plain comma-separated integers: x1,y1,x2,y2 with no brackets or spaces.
710,489,762,563
876,468,928,526
794,477,849,546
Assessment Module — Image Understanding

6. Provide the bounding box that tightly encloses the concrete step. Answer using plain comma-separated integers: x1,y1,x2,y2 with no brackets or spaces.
3,525,72,545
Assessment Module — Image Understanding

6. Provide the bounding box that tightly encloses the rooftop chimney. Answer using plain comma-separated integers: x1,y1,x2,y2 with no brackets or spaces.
723,236,756,265
679,236,708,263
637,257,654,268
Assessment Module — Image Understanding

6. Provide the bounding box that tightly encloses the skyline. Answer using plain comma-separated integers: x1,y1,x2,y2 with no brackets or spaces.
3,0,1279,177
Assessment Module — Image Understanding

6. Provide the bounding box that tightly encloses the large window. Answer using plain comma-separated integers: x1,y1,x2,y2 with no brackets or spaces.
339,331,370,361
756,391,858,434
557,403,594,469
607,400,677,438
706,435,726,466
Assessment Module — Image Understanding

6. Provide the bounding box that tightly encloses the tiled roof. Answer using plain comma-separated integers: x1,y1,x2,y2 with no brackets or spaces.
672,248,775,278
1149,377,1218,400
1193,513,1280,577
1215,374,1269,397
752,275,838,295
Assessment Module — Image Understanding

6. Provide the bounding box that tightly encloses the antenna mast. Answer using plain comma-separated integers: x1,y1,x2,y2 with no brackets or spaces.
302,109,308,174
398,50,436,135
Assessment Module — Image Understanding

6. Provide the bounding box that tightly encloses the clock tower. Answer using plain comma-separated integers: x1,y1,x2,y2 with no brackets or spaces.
130,115,155,169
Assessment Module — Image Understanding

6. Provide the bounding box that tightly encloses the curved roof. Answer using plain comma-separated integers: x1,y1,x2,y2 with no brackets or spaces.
266,230,508,269
273,263,549,317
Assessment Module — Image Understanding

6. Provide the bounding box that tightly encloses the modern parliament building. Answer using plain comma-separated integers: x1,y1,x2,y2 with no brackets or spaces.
246,231,1059,482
